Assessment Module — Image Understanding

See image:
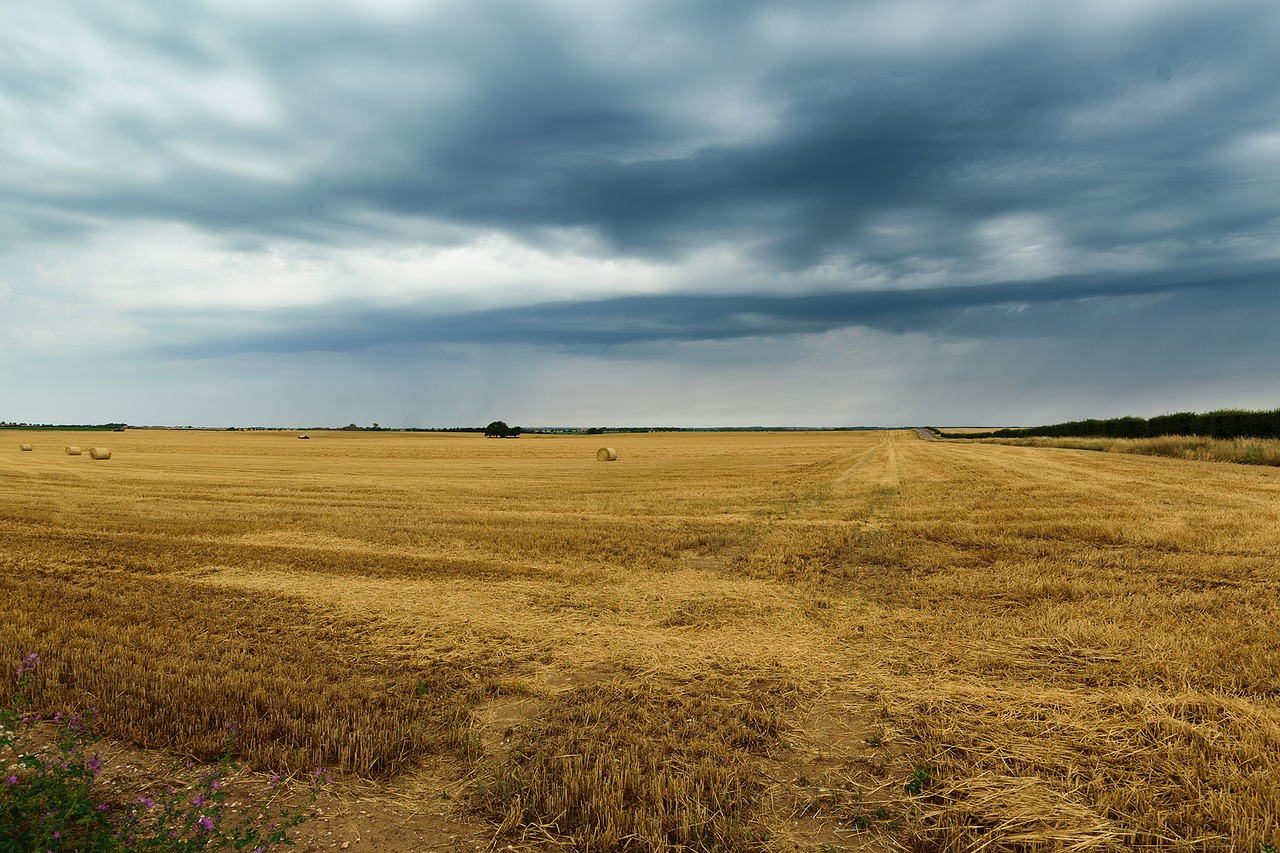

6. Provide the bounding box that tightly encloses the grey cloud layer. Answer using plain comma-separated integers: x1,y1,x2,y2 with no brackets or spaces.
154,260,1279,355
10,1,1280,268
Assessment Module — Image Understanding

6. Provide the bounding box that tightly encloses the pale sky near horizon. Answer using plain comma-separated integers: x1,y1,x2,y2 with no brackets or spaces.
4,1,1280,428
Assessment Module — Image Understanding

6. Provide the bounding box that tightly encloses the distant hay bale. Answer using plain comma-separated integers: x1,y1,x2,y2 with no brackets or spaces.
65,445,82,456
89,447,112,460
20,443,33,451
597,447,617,462
298,434,311,440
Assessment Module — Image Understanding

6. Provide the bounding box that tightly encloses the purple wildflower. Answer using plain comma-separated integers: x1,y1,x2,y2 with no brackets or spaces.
192,794,205,807
197,815,215,832
6,775,16,786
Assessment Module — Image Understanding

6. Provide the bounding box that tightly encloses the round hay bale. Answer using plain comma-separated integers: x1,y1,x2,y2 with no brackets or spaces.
20,443,33,451
89,447,112,460
597,447,617,462
65,445,82,456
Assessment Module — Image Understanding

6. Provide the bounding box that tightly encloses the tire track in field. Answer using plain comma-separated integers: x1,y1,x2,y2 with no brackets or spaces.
834,430,900,488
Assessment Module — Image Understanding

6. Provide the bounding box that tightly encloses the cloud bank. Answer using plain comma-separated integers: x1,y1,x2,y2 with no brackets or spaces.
4,0,1279,426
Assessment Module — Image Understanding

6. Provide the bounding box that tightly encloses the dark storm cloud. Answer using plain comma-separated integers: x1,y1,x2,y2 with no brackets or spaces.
152,259,1279,356
316,5,1280,271
11,1,1280,270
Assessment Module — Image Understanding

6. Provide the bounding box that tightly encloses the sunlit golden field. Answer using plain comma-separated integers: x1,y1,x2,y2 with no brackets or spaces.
3,429,1279,851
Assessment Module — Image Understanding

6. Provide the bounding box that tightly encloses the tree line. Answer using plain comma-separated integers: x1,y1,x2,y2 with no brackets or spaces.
0,422,127,431
937,407,1280,440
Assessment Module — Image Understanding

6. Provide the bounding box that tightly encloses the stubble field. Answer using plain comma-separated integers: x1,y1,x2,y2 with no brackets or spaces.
2,429,1278,851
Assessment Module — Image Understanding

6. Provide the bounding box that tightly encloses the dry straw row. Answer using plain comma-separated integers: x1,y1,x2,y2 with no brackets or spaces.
0,569,500,777
478,676,783,852
897,682,1280,850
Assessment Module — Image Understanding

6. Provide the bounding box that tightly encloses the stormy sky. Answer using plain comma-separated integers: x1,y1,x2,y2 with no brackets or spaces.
5,1,1280,428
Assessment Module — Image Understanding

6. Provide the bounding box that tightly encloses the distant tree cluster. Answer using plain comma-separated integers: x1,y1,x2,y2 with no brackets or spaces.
0,422,126,431
484,421,523,438
942,407,1280,440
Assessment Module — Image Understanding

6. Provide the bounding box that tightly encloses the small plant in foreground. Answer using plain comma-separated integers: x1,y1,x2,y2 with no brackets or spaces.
849,805,891,832
1,653,327,852
904,765,932,795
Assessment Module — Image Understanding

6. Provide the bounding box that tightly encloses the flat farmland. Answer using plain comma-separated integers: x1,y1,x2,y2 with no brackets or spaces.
2,429,1279,851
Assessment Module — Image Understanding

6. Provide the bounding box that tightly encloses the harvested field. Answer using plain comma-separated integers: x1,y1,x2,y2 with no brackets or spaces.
977,433,1280,467
2,429,1278,851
